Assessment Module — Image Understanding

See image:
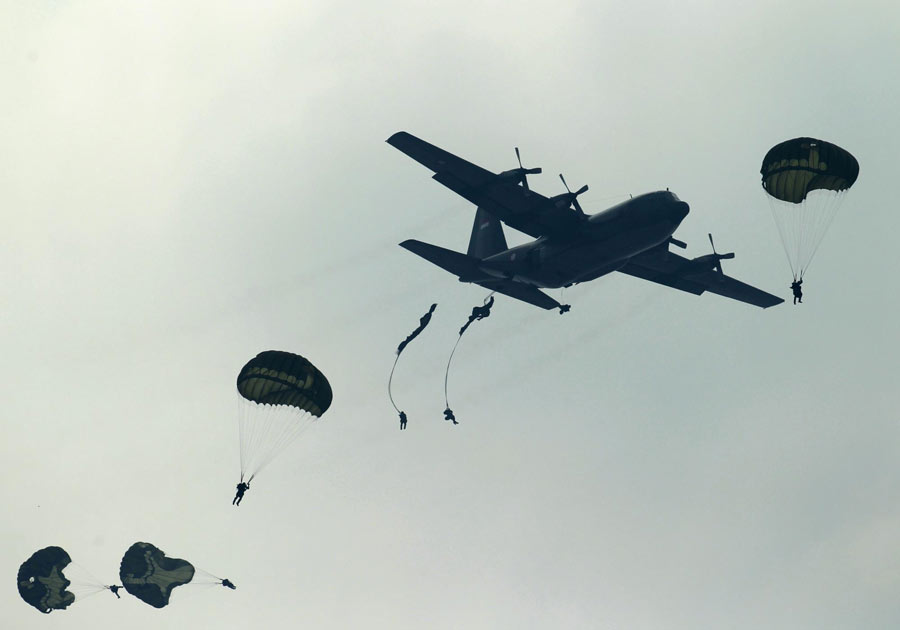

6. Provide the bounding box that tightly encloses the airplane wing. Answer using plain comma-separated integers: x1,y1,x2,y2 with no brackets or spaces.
387,131,583,238
618,249,784,308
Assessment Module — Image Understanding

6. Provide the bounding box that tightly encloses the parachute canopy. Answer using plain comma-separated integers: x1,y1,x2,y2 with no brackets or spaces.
237,350,332,416
119,542,194,608
761,138,859,203
17,546,76,614
760,137,859,279
235,350,332,480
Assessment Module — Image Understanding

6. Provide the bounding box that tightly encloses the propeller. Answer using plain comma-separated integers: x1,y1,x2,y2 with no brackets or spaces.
499,147,542,190
557,174,589,214
707,233,735,275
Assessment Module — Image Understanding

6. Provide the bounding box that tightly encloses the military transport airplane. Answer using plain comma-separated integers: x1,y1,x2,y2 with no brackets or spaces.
388,131,783,312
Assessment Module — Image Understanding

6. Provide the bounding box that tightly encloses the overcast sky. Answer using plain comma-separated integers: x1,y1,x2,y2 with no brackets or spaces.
3,2,899,629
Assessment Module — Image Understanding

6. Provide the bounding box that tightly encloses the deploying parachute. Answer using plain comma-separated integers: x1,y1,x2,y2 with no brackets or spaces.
18,546,117,612
761,137,859,280
236,350,332,481
119,542,234,608
17,546,76,614
119,542,195,608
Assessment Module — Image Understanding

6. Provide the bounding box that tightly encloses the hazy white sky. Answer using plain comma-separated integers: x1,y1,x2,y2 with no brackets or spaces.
3,1,899,628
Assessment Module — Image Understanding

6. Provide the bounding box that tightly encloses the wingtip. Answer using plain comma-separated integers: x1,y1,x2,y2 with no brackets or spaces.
386,131,410,146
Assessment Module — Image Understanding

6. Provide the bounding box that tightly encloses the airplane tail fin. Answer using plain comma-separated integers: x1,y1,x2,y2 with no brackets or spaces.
467,207,508,259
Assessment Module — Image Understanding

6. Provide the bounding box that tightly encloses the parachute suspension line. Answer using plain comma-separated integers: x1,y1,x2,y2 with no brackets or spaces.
69,562,106,587
796,189,817,278
790,197,808,274
248,416,314,478
237,397,248,479
192,566,225,585
765,190,797,280
238,400,318,480
242,404,272,476
443,333,464,411
387,353,401,414
766,189,844,280
238,399,283,478
785,190,844,280
765,185,849,280
66,562,109,601
802,190,846,278
243,402,283,477
258,410,315,478
238,398,273,479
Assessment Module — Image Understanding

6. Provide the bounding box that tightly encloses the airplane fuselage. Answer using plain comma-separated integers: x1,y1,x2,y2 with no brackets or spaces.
478,190,689,288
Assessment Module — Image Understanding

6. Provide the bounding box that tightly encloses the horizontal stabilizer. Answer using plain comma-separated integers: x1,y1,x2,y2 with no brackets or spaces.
399,240,484,280
400,239,563,310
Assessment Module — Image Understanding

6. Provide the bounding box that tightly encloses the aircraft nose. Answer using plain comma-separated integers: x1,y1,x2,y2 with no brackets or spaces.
674,200,689,219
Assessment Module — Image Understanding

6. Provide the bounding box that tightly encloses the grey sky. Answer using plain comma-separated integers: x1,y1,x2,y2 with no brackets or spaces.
3,1,899,628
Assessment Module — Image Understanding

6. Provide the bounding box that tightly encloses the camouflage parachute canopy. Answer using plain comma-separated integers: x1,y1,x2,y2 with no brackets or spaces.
119,542,195,608
761,137,859,204
17,546,76,614
236,350,333,417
